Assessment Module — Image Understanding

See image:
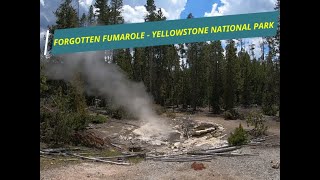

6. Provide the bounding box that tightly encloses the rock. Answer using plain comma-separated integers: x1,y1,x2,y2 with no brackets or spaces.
191,162,206,170
168,132,181,142
174,142,181,147
173,149,179,152
271,161,280,169
151,140,162,146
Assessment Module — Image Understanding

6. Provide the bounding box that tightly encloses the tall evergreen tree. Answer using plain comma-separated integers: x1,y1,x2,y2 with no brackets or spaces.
224,40,237,110
79,13,87,27
47,0,78,52
116,48,133,78
87,5,95,26
132,48,146,82
239,51,252,107
208,41,224,113
145,0,156,14
262,43,277,115
110,0,124,25
178,44,190,109
186,13,208,110
144,0,157,94
94,0,110,25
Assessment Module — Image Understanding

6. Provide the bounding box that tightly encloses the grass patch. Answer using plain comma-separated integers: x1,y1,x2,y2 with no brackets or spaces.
89,114,108,124
40,156,81,171
100,149,122,157
128,157,144,164
166,112,176,119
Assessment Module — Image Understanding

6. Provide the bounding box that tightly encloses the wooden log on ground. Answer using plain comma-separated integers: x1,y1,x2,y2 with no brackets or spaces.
191,127,216,136
110,143,123,149
205,146,240,153
189,146,240,155
95,153,146,160
41,147,81,153
69,153,130,165
149,156,215,162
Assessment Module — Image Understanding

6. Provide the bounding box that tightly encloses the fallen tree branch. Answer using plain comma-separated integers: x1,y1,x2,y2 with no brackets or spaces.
210,152,258,157
148,156,215,162
189,146,240,155
41,147,81,153
40,154,56,160
95,153,145,160
68,153,130,165
110,143,123,149
58,158,79,161
41,105,53,112
204,145,232,151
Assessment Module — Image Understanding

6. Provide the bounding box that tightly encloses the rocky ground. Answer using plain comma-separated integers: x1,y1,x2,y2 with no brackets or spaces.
40,110,280,180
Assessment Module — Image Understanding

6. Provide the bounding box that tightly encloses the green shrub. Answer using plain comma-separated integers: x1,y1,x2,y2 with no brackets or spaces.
224,108,243,120
166,112,176,119
228,124,248,146
153,104,166,115
262,104,278,116
40,111,72,146
40,111,90,146
90,114,108,124
110,106,127,119
246,112,268,137
224,111,233,120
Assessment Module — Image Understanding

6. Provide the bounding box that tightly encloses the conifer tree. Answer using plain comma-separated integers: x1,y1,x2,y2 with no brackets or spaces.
94,0,110,25
224,40,237,110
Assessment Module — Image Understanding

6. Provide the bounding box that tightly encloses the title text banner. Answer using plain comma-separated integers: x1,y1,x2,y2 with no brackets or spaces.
51,11,279,55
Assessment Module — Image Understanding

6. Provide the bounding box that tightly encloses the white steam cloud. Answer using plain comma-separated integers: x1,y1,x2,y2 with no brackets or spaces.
44,51,172,142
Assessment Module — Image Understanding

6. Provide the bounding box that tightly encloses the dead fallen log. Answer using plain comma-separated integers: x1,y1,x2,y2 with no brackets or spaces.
189,146,240,155
68,153,130,165
156,159,212,162
146,154,213,159
149,156,215,162
264,143,280,147
40,154,56,160
95,153,146,160
147,154,215,159
41,147,81,153
204,145,232,151
205,146,240,153
58,158,79,161
191,127,216,136
201,152,258,157
110,143,123,149
41,148,67,153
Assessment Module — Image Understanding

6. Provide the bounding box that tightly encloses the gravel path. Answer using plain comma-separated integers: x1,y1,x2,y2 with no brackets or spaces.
41,113,280,180
41,145,279,180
